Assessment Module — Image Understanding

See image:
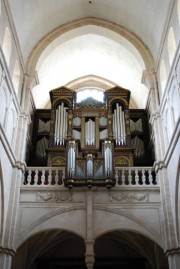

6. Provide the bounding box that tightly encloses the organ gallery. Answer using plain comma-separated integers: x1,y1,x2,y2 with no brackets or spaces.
29,86,153,187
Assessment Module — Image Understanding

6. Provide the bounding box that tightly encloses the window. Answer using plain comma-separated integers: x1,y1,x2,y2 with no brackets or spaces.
167,27,176,65
159,59,167,96
12,60,21,95
2,27,12,66
76,88,104,103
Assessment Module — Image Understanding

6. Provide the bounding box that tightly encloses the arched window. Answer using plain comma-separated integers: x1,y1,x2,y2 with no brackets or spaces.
167,27,176,65
2,27,12,66
12,60,21,95
76,88,104,103
159,59,167,96
178,0,180,25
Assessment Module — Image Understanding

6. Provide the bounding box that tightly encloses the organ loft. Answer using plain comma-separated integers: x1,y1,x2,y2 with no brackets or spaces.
29,86,153,187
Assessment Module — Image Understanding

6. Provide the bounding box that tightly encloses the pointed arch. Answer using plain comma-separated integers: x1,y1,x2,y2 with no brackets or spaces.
167,27,176,65
159,59,167,97
12,60,21,95
2,27,12,66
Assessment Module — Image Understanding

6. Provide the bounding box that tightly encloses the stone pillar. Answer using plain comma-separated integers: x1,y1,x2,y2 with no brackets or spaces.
85,240,95,269
166,249,180,269
0,248,15,269
85,190,95,269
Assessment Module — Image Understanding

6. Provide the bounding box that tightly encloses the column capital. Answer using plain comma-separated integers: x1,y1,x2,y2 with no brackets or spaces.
0,247,16,256
165,247,180,256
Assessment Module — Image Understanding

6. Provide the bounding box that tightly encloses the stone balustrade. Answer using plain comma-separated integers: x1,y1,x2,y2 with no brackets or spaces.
22,167,158,188
114,167,158,186
23,167,65,186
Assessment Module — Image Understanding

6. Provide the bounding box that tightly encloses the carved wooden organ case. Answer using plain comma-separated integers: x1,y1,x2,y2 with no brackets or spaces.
29,86,153,186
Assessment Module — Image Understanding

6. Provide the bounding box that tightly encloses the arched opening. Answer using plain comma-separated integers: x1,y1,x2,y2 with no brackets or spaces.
167,27,176,66
12,230,168,269
12,60,21,95
95,231,168,269
159,59,167,97
2,27,12,66
12,230,86,269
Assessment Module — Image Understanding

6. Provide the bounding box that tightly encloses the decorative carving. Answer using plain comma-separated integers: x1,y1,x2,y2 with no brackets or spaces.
94,160,103,173
109,192,148,202
51,157,65,166
36,191,72,202
115,156,130,167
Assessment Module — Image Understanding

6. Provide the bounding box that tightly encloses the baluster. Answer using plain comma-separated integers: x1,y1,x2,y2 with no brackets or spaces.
55,169,59,185
26,169,32,186
34,169,38,185
148,169,153,185
121,169,125,185
48,169,52,185
155,173,159,186
61,168,65,184
115,168,119,185
134,169,138,185
41,169,45,185
142,169,146,185
128,169,132,185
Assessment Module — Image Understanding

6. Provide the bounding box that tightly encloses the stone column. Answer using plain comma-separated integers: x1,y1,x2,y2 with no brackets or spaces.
0,248,15,269
166,249,180,269
85,190,95,269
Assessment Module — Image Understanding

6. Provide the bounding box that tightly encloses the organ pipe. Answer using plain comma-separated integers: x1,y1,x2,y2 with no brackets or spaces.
113,103,126,145
67,141,76,178
104,141,113,177
54,103,68,145
85,119,95,146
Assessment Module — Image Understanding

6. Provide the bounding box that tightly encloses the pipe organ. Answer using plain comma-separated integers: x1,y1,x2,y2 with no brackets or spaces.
29,86,153,185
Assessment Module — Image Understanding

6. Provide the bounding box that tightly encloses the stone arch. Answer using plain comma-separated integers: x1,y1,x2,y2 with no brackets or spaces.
2,27,12,66
95,230,168,269
26,18,154,85
93,206,164,248
16,206,86,249
167,27,177,65
12,229,85,269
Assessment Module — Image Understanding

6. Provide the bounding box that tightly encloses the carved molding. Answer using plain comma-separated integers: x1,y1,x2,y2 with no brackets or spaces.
0,247,16,256
36,191,72,202
109,192,148,202
165,247,180,256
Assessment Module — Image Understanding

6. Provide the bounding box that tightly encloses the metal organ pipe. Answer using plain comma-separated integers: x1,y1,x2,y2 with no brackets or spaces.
67,141,76,178
104,141,112,177
85,119,95,146
113,103,126,146
54,103,68,145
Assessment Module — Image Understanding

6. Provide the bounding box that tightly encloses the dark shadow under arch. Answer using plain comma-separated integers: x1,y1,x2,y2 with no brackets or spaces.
12,229,86,269
95,231,168,269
